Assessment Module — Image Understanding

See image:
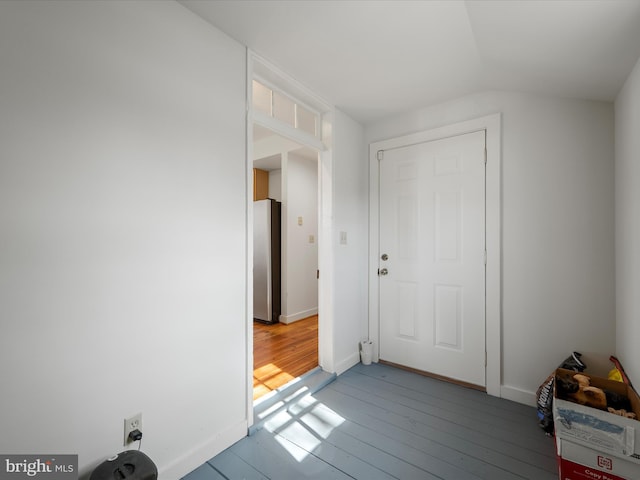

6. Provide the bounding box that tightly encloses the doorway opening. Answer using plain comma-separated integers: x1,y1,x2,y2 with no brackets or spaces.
251,123,320,400
246,52,333,422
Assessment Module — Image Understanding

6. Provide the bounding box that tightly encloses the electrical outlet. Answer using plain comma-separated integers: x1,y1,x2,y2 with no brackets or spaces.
123,413,142,446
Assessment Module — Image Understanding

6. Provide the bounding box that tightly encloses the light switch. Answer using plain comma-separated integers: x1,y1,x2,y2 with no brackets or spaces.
298,216,303,226
340,231,347,245
308,235,315,244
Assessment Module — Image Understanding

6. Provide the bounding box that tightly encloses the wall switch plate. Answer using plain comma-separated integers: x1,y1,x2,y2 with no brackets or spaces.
308,235,315,244
298,216,303,226
340,231,347,245
124,413,142,445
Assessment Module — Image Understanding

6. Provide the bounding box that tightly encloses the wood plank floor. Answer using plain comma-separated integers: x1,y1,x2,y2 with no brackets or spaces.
253,315,318,400
184,362,557,480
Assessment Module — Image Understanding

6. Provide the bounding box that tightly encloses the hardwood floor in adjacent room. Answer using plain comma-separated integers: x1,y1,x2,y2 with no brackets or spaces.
253,315,318,400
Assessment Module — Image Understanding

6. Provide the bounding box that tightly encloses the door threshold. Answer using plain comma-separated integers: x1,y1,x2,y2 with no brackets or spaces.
379,359,486,392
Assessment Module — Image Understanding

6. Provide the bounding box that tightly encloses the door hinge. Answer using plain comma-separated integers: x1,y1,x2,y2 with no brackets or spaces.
377,150,384,161
317,269,319,279
484,146,487,165
485,351,488,367
484,250,487,265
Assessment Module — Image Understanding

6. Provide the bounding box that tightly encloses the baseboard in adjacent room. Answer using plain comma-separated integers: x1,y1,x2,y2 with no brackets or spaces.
279,308,318,324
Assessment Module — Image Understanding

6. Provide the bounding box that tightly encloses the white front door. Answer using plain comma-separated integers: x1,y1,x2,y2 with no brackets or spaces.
378,130,486,387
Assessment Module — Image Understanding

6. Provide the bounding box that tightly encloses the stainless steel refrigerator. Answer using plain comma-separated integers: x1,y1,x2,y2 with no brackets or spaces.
253,198,281,324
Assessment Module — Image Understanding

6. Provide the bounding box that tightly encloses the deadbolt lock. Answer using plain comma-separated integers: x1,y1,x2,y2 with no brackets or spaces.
381,254,389,261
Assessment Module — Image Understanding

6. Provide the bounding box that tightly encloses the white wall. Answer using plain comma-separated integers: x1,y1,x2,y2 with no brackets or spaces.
615,56,640,385
0,1,247,478
366,91,615,403
281,152,318,323
269,169,282,201
332,110,369,374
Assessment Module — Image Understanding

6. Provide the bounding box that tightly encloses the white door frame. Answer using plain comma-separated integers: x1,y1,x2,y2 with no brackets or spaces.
368,114,502,397
245,51,334,427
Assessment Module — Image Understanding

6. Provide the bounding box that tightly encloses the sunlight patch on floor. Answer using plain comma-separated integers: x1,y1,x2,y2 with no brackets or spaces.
300,403,345,439
265,394,345,462
278,421,323,459
274,432,318,463
253,362,297,400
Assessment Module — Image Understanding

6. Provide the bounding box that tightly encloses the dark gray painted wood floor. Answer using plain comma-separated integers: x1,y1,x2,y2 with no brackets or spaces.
183,363,557,480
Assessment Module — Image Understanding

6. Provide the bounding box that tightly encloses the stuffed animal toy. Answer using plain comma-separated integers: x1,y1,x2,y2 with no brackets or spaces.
607,407,637,419
557,373,607,411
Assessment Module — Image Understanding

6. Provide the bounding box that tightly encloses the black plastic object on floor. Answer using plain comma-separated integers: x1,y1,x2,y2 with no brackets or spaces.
90,450,157,480
535,351,586,435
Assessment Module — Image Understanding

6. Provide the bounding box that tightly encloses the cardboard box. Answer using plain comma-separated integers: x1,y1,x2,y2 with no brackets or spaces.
553,368,640,461
556,437,640,479
558,456,627,480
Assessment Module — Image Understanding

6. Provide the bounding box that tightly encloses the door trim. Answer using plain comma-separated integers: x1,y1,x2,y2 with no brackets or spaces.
368,114,502,398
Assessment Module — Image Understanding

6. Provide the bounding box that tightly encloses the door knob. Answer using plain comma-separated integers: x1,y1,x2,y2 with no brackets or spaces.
379,268,389,276
381,254,389,261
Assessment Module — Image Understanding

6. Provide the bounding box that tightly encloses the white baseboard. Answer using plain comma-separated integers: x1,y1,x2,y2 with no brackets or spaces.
158,420,247,480
500,384,536,407
334,352,360,375
279,307,318,324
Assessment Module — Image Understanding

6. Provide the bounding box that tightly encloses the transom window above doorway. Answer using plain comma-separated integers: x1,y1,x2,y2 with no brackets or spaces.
252,79,319,138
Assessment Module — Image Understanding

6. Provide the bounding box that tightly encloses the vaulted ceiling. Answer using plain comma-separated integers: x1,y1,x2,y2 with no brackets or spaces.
181,0,640,125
